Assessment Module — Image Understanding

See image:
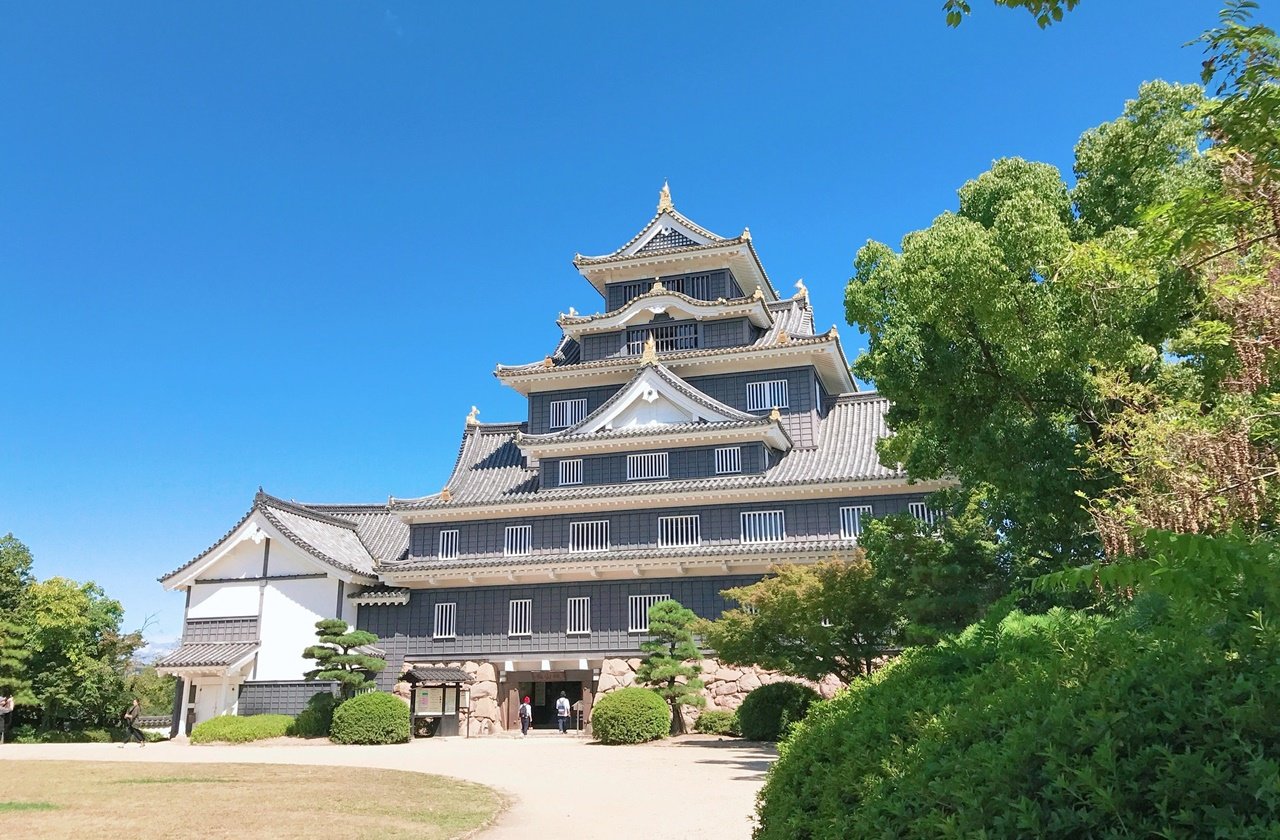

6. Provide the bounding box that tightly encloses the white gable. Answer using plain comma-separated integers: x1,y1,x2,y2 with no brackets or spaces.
584,367,744,433
621,211,715,257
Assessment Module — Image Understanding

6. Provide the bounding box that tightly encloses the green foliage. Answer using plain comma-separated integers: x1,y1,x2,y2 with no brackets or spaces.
693,709,740,737
287,691,339,738
10,725,117,743
328,691,409,745
0,534,34,620
126,666,177,716
633,599,704,735
189,714,294,745
736,682,820,743
302,618,385,700
590,687,670,745
943,0,1079,28
0,619,32,706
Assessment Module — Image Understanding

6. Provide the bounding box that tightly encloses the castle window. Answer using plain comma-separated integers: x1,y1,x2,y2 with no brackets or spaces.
741,510,786,543
746,379,789,411
549,398,587,429
658,514,701,548
558,459,583,486
438,529,459,560
909,502,940,526
840,505,874,541
715,446,742,475
508,599,532,637
433,603,456,639
626,452,669,481
504,525,532,557
567,597,591,635
629,593,671,633
569,520,610,553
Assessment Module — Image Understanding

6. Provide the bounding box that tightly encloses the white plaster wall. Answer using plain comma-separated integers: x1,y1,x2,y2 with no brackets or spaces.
192,679,237,723
199,536,268,579
188,580,259,618
264,539,324,576
256,577,340,681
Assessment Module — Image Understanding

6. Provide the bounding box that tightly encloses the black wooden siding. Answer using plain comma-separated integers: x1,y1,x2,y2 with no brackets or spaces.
578,317,753,363
604,269,742,310
238,680,339,717
539,442,768,489
183,617,259,643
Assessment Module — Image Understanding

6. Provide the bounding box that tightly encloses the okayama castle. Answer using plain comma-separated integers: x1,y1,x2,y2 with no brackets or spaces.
156,185,942,735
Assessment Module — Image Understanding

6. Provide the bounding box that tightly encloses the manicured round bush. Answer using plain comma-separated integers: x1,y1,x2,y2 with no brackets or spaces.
190,714,293,744
693,709,740,736
737,682,821,742
329,691,410,745
288,691,339,738
590,687,670,745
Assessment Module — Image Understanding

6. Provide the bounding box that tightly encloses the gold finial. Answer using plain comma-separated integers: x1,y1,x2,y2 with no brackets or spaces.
751,287,765,301
657,180,673,212
543,355,554,368
441,488,452,502
641,333,657,365
465,406,480,426
778,330,790,345
741,226,752,241
652,278,665,292
769,406,781,422
794,278,808,299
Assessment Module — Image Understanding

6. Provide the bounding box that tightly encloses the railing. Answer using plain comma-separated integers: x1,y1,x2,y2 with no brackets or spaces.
626,323,698,355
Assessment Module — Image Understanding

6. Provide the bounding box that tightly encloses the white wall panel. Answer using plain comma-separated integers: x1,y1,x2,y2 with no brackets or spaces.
256,577,340,681
188,580,259,618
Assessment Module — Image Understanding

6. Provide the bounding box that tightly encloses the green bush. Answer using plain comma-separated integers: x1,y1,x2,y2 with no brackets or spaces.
288,691,339,738
329,691,409,745
190,714,293,744
10,726,118,744
590,687,670,745
737,682,820,742
694,709,740,736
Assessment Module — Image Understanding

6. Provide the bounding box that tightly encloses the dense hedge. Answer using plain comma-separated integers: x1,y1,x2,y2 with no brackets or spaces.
190,714,293,744
329,691,410,745
10,726,117,744
288,691,339,738
757,606,1280,839
737,682,820,742
694,709,740,736
591,687,670,745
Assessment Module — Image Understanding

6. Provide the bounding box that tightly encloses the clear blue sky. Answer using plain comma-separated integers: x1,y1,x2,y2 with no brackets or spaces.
1,1,1218,643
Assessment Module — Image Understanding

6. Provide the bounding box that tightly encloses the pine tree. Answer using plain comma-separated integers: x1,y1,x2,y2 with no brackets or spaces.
302,619,385,699
634,599,705,735
0,619,32,744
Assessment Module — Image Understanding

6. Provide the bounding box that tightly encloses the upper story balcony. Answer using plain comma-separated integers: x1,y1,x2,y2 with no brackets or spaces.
605,269,743,310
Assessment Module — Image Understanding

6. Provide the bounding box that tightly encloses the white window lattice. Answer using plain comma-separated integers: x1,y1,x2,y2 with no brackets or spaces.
840,505,875,541
567,596,591,635
438,529,459,560
741,510,786,543
558,459,583,486
433,602,457,639
508,599,532,637
909,502,940,526
569,520,610,553
504,525,532,557
746,379,789,411
626,452,669,481
658,514,701,548
715,446,742,475
629,593,671,633
549,398,587,429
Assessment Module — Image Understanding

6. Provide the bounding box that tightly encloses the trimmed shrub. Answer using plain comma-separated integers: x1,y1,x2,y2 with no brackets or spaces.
11,726,120,744
288,691,339,738
737,682,820,742
591,687,670,745
694,709,740,736
329,691,409,745
190,714,293,744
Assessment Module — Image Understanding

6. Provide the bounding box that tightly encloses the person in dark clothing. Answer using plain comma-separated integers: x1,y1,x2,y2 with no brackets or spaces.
518,695,532,736
120,697,145,747
555,691,571,734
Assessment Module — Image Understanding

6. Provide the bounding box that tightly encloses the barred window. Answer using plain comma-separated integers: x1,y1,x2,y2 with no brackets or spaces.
567,597,591,635
508,599,532,637
569,520,610,553
629,593,671,633
438,529,459,560
909,502,940,526
658,514,701,547
626,452,669,481
746,379,789,411
549,398,587,429
840,505,874,540
433,603,456,639
558,459,583,486
504,525,532,557
741,510,786,543
715,446,742,474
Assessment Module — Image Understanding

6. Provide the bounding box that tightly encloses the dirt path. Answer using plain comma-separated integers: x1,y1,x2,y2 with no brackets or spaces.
0,734,776,839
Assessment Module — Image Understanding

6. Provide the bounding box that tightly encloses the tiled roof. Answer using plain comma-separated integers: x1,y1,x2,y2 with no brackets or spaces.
557,290,766,328
156,641,258,670
403,666,474,683
392,392,902,512
303,504,410,564
574,205,729,264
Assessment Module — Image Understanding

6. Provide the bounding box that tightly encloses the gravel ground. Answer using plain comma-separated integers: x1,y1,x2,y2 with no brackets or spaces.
0,733,777,839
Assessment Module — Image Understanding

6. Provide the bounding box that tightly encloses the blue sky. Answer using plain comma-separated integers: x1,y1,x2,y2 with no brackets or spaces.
1,1,1217,643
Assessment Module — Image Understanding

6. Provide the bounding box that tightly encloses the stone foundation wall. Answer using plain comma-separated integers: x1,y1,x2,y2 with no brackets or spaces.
394,660,503,737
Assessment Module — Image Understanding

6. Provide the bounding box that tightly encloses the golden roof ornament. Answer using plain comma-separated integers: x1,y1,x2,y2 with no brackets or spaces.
440,488,452,502
641,333,658,365
657,180,674,212
652,278,664,292
465,405,480,426
769,406,782,422
543,355,554,368
778,330,791,345
741,226,752,241
751,288,765,302
568,306,578,317
794,278,808,300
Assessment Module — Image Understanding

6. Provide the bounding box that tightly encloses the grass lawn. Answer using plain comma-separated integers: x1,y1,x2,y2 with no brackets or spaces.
0,761,504,839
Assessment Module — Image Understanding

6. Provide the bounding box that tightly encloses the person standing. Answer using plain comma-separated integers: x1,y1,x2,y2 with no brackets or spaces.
555,691,571,734
0,695,13,745
120,697,145,747
518,695,532,736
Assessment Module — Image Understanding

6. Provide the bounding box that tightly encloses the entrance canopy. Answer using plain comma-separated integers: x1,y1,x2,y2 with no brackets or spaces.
155,641,258,677
402,666,473,684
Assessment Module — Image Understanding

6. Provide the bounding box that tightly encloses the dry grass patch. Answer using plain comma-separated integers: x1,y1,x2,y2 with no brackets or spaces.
1,761,503,839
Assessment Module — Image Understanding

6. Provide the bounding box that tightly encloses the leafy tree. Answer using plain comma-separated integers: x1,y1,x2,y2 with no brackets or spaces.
302,618,385,699
126,666,177,715
634,599,704,735
0,533,34,619
943,0,1079,29
0,619,33,705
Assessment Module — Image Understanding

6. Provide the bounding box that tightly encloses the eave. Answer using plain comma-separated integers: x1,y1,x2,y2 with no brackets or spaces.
557,290,773,339
574,240,777,302
516,418,792,463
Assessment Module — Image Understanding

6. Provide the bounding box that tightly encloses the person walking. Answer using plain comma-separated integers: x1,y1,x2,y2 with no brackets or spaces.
518,695,532,736
120,697,145,747
555,691,571,734
0,694,13,745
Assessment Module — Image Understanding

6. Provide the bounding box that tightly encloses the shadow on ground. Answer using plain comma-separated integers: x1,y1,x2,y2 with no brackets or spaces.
669,737,778,779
